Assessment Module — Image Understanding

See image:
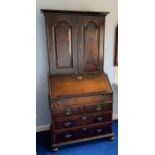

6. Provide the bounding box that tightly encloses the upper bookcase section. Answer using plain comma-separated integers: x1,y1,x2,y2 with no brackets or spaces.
41,10,109,75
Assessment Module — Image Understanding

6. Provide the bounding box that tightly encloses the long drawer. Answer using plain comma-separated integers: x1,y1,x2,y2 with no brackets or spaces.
54,112,112,130
55,122,112,143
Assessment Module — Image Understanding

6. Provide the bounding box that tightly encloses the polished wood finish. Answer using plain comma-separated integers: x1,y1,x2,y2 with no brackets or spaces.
45,14,78,74
49,73,113,149
78,16,105,73
43,10,108,75
41,9,109,16
49,73,112,99
55,122,112,143
52,133,114,148
41,10,113,151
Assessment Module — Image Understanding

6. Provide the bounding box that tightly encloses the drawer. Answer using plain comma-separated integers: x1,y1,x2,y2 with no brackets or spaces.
91,123,112,137
55,115,92,130
91,112,112,124
55,130,77,143
55,122,112,143
55,127,92,143
52,94,112,118
53,104,84,118
85,102,112,114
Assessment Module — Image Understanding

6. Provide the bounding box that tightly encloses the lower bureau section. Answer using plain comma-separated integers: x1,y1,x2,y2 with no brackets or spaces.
52,122,113,145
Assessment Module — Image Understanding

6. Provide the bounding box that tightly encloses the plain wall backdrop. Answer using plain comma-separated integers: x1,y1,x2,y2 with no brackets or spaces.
36,0,118,128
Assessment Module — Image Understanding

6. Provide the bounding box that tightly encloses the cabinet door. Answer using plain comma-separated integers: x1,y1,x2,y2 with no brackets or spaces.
77,16,105,73
45,14,78,74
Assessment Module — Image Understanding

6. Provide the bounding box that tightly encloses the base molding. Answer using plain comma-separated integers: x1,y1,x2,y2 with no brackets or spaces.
52,133,114,148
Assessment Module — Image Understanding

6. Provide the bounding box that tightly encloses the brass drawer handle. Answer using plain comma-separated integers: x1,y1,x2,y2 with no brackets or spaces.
97,116,104,122
82,128,87,132
82,116,87,120
65,133,73,139
96,128,103,133
64,121,72,127
64,108,72,116
96,104,103,111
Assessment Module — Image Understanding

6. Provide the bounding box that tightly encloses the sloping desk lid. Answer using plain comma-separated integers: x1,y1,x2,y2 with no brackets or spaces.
49,73,112,99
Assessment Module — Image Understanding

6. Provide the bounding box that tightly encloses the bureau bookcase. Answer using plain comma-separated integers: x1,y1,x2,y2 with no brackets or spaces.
41,10,114,151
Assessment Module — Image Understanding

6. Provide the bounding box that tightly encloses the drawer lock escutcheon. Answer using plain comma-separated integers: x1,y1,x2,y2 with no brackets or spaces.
97,116,104,122
96,128,103,134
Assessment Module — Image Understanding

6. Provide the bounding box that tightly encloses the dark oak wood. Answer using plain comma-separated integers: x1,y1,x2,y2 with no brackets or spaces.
85,102,112,114
55,122,112,143
77,16,105,73
49,73,112,99
45,14,78,74
41,10,113,151
54,111,112,131
55,114,92,130
52,133,114,148
41,9,109,16
42,10,108,75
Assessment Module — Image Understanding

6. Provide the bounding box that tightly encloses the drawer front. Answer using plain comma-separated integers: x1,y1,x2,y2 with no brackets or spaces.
91,123,112,136
55,127,92,143
52,94,112,117
55,130,77,143
55,122,112,143
55,115,92,130
53,104,84,118
91,112,112,124
85,102,112,114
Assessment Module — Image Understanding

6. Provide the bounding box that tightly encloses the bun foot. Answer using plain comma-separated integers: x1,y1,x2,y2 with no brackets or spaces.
109,136,115,141
52,147,59,152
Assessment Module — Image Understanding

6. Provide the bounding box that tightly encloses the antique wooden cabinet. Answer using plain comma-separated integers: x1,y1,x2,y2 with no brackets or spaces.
41,10,114,151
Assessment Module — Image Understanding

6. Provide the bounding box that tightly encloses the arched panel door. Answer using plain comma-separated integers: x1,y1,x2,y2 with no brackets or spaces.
45,14,78,75
78,16,105,73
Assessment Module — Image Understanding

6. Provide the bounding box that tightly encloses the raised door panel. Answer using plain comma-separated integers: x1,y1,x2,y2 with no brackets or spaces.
77,16,105,73
45,14,78,74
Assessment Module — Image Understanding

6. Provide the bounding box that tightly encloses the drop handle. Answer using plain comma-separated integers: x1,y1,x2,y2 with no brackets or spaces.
82,128,87,132
65,133,73,139
96,128,103,134
96,104,103,111
97,116,104,122
64,121,72,127
82,116,87,120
